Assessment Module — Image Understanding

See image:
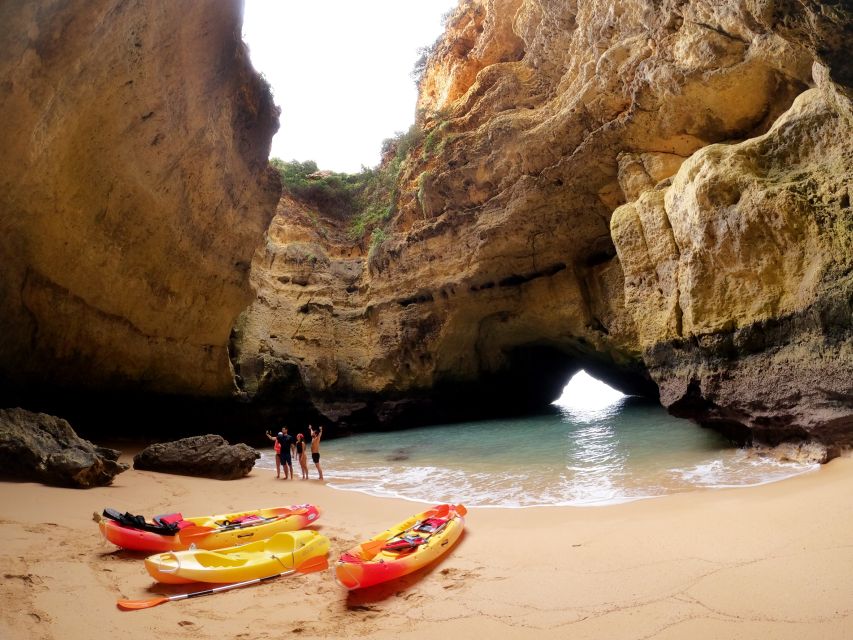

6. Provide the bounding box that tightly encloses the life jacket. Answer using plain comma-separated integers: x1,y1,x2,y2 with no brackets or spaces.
102,508,190,535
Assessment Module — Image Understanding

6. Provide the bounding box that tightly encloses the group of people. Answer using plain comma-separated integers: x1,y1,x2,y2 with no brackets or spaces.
265,425,323,481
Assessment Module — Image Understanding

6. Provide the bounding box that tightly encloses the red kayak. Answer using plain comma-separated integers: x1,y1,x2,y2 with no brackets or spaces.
98,505,319,552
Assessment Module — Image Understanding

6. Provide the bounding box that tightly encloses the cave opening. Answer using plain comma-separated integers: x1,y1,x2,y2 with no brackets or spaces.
390,344,662,432
553,370,626,412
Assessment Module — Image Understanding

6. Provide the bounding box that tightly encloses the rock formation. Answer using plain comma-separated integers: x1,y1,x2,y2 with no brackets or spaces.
133,434,259,480
0,408,127,487
0,0,848,448
234,0,852,445
0,0,280,399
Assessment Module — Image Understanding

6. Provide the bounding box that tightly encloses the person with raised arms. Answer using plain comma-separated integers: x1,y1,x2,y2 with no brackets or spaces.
309,425,323,481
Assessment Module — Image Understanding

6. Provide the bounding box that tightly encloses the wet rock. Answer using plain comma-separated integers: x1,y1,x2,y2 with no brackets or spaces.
749,441,842,465
0,408,127,487
133,435,259,480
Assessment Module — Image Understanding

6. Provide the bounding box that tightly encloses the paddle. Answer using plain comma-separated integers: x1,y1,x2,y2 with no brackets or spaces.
357,504,466,557
179,507,310,541
116,555,329,611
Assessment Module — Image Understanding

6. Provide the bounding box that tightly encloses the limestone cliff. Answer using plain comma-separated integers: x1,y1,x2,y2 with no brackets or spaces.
0,0,280,398
0,0,848,446
235,0,851,444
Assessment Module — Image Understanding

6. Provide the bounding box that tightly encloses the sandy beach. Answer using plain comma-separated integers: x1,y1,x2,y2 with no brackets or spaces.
1,449,852,640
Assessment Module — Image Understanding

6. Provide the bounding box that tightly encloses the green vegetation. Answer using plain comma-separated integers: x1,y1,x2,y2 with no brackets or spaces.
271,137,407,249
269,158,364,218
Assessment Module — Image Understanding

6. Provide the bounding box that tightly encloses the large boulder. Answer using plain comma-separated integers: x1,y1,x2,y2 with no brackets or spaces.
0,407,128,487
133,435,259,480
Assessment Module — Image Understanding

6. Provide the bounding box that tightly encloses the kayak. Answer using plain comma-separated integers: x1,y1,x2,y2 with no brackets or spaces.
98,504,320,552
335,503,466,589
144,530,330,584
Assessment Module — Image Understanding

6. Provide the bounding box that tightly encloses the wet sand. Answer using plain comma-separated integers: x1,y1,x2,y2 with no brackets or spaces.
1,449,851,639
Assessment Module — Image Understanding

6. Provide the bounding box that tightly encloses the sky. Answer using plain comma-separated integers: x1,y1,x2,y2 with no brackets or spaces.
242,0,459,174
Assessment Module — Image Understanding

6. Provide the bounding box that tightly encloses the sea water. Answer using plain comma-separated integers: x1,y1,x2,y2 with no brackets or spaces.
257,372,817,507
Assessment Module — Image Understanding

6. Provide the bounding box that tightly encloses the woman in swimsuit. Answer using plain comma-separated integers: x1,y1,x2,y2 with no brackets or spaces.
295,432,309,480
264,430,282,478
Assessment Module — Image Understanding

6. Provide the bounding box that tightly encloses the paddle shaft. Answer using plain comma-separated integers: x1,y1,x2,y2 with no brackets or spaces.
183,509,307,538
117,555,328,610
168,569,295,602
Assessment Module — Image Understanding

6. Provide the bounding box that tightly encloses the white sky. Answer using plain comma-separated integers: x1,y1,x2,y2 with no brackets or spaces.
242,0,458,174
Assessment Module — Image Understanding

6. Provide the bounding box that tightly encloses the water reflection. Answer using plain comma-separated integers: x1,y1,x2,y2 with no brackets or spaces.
563,414,628,504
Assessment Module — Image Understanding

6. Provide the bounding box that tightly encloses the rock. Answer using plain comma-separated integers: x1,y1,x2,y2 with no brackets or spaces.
0,0,850,450
232,0,852,447
133,435,259,480
0,408,127,487
0,0,280,398
614,87,853,444
748,441,842,465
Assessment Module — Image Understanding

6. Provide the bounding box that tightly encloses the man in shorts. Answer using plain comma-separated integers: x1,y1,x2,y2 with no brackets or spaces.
309,425,323,481
276,427,295,480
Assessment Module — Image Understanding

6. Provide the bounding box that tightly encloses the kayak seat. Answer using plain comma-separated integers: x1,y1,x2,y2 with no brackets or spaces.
382,535,426,552
154,513,193,530
192,551,249,569
413,517,448,534
265,532,297,554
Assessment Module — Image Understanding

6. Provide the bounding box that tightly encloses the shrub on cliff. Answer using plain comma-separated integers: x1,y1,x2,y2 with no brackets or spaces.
270,158,361,217
271,152,402,247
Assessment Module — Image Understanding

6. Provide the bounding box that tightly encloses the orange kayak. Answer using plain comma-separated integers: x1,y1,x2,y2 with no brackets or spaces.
98,505,319,552
335,503,466,589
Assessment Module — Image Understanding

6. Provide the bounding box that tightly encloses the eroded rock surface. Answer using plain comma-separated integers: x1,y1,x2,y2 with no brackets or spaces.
0,408,127,487
613,85,852,444
234,0,852,444
0,0,280,398
133,434,259,480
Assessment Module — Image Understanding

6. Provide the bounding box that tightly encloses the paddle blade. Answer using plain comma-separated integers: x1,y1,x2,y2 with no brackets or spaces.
117,596,169,611
432,504,451,517
295,555,329,574
454,504,468,517
358,540,384,557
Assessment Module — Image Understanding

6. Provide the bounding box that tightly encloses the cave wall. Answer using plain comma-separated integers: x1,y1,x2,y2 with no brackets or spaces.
0,0,847,445
0,0,280,398
235,0,851,443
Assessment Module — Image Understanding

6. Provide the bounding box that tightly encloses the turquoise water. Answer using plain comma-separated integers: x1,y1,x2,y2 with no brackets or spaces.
257,374,816,507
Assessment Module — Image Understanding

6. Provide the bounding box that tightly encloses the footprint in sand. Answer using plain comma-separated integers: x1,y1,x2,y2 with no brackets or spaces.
439,567,481,590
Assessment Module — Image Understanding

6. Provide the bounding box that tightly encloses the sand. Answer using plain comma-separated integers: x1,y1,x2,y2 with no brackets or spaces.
1,448,852,639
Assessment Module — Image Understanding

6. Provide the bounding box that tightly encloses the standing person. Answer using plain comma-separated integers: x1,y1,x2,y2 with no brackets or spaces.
309,425,324,481
264,430,282,478
276,427,295,480
295,433,309,480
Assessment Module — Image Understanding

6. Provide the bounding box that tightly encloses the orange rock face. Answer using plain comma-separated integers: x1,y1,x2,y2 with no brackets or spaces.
1,0,849,445
0,0,280,397
235,0,852,443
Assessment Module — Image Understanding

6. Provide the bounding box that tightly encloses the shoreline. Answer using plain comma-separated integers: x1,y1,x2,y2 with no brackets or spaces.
1,449,852,638
256,444,823,509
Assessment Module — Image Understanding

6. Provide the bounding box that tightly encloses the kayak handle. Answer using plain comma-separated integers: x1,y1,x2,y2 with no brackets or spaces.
157,551,181,574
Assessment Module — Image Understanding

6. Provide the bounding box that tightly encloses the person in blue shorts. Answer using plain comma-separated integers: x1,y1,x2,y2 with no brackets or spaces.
275,427,295,480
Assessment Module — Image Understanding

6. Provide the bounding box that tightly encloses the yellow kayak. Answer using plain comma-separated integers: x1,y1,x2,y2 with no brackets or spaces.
144,530,329,584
